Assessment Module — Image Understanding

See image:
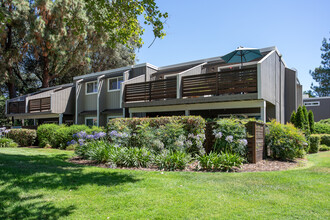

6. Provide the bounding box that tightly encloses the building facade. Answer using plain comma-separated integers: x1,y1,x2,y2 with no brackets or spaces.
6,46,303,126
303,96,330,122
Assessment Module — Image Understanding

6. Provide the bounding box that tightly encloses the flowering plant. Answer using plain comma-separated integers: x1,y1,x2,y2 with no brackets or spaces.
68,131,107,146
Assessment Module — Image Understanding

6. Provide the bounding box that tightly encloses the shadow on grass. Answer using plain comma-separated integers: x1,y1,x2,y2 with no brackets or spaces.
0,152,139,219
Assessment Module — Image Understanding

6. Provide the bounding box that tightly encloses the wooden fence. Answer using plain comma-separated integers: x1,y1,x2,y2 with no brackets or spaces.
28,97,51,112
181,68,257,97
124,78,177,102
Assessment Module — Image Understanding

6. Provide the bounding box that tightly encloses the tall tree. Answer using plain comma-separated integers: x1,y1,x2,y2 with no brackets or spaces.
309,36,330,97
0,0,30,98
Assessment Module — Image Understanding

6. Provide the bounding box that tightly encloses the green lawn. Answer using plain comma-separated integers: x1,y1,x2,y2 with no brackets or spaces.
0,148,329,219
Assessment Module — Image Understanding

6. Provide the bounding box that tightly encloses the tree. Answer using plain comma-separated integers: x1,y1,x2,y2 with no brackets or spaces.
309,36,330,97
302,105,310,132
290,111,296,125
0,0,30,98
294,106,305,130
308,110,315,134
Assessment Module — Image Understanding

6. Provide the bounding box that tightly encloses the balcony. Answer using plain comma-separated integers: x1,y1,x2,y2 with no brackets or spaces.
124,68,257,104
28,97,51,113
8,101,25,114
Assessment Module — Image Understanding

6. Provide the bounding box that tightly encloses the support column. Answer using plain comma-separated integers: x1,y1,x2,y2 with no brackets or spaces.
33,119,36,126
59,114,63,125
260,101,266,123
97,75,105,127
75,79,83,124
185,110,190,116
129,112,133,118
22,119,24,126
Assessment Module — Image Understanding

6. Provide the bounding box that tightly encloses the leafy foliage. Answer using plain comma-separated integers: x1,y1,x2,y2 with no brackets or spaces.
308,36,330,97
212,118,248,157
314,122,330,134
7,129,36,147
309,135,321,153
197,152,244,171
266,120,307,160
154,150,192,171
308,111,315,133
0,138,18,148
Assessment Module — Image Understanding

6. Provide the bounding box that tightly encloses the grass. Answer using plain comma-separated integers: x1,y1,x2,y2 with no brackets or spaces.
0,148,329,219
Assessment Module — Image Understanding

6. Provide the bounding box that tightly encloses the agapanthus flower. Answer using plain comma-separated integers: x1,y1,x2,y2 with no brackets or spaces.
225,135,233,143
239,139,248,146
86,134,94,139
78,139,85,146
215,132,222,139
77,131,87,139
109,130,118,137
67,140,77,146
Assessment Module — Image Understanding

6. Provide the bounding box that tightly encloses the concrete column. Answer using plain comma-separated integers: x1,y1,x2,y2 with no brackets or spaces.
33,119,36,126
176,74,182,99
129,112,133,118
22,119,25,126
260,101,266,123
97,75,105,127
75,79,83,124
185,110,190,116
59,114,63,125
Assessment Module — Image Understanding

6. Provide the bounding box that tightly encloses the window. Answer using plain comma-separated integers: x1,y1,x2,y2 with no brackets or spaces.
85,117,97,127
304,101,320,106
86,81,98,94
108,76,123,91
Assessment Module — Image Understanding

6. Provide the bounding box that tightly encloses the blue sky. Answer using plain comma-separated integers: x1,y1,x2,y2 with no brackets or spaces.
136,0,330,92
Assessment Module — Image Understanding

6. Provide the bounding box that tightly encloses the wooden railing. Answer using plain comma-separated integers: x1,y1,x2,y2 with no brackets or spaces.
182,68,257,97
8,101,25,114
28,97,51,112
124,78,177,102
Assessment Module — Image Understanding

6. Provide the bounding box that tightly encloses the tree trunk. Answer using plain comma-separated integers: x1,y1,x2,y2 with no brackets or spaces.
42,56,50,88
6,80,17,99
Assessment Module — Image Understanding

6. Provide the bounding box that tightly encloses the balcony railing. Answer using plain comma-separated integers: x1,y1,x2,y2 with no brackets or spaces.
28,97,51,112
123,68,257,103
8,101,25,114
124,78,177,102
182,68,257,97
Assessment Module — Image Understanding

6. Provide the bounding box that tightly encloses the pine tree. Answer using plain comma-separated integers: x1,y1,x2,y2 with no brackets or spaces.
308,111,315,133
295,106,305,129
290,111,296,125
302,106,310,131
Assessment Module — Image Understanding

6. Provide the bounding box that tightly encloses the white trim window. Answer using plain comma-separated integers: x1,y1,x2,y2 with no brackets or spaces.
108,76,123,92
86,81,98,95
304,101,320,106
85,117,97,127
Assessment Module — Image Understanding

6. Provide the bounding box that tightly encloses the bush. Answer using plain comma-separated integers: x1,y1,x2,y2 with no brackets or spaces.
318,119,330,124
37,124,64,147
155,150,192,171
110,147,154,168
7,129,36,146
314,122,330,134
37,124,104,149
107,116,206,155
266,120,307,160
309,135,321,153
318,134,330,146
212,118,248,157
319,145,330,151
0,138,18,148
308,111,315,133
198,152,244,171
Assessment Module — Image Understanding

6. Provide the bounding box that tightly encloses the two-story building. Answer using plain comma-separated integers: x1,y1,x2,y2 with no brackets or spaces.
5,46,303,126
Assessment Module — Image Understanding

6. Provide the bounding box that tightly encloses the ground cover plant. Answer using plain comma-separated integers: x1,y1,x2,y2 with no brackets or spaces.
0,147,329,219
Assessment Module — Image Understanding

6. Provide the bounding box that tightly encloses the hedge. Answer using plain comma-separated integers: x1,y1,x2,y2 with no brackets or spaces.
314,122,330,134
37,124,104,149
309,135,321,153
107,116,206,155
7,129,37,147
311,134,330,147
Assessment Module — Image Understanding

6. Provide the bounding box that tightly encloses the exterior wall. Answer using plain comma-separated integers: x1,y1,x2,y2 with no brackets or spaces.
51,87,74,114
304,97,330,122
284,68,297,122
297,84,303,107
258,51,285,123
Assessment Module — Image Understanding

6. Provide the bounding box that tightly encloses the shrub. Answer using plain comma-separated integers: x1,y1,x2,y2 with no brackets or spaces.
309,135,321,153
290,111,296,125
107,116,206,155
318,134,330,146
198,152,244,171
318,119,330,124
212,118,248,157
314,122,330,134
266,120,306,160
82,140,113,163
308,111,315,133
294,106,305,130
7,129,37,146
37,124,63,147
0,138,18,148
45,125,104,149
155,150,192,171
319,145,330,151
110,147,154,168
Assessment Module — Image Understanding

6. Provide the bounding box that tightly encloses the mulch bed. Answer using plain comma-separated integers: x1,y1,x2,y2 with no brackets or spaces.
69,156,307,173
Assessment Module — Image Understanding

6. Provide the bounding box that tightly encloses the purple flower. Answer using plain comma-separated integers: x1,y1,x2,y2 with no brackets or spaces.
239,139,248,146
225,135,233,143
4,130,9,134
67,140,77,146
215,132,222,139
93,132,106,139
78,139,85,146
86,135,94,139
109,130,118,137
77,131,87,139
